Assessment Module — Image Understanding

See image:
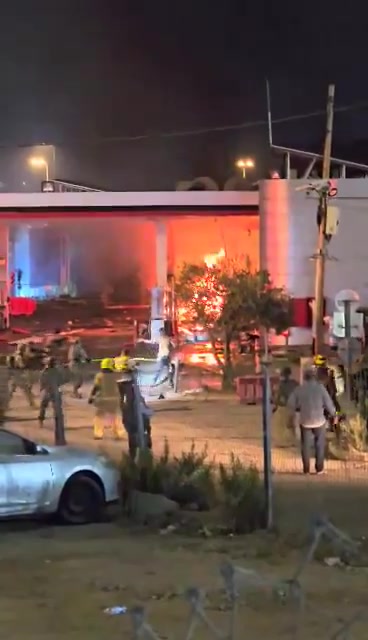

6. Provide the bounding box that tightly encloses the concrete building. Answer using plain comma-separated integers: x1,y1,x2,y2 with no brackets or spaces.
1,180,368,346
0,189,258,317
260,178,368,344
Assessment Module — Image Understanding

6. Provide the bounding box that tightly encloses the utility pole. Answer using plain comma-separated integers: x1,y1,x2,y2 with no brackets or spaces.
313,84,335,355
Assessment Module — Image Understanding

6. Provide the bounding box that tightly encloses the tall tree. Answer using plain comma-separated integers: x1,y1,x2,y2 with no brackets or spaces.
176,259,292,389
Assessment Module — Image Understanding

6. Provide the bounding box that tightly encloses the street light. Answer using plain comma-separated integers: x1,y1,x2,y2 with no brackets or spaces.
28,156,49,181
235,158,255,179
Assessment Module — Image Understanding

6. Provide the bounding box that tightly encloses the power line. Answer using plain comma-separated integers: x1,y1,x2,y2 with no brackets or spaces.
2,98,368,149
85,98,368,144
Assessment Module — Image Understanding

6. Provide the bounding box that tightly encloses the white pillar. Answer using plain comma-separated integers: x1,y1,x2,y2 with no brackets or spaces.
151,220,168,341
60,233,71,293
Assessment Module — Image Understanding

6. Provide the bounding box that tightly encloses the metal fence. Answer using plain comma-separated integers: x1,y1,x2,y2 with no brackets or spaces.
129,517,365,640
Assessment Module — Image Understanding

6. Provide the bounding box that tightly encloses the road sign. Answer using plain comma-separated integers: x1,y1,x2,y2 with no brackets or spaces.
337,338,362,368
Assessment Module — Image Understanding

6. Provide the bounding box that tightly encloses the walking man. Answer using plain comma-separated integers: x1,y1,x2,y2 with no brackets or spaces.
153,328,172,384
287,367,336,475
68,337,88,398
38,356,67,446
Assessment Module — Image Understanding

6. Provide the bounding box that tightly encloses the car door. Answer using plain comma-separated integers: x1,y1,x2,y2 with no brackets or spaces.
0,460,10,515
0,430,54,516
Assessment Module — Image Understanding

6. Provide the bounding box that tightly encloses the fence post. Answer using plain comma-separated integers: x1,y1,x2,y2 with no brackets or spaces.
261,332,273,529
172,356,180,393
132,370,146,450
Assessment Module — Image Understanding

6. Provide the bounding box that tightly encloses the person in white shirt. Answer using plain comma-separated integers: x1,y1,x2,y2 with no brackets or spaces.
153,328,172,384
287,367,336,475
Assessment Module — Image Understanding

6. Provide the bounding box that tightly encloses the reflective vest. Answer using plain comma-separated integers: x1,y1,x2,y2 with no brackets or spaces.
114,355,131,371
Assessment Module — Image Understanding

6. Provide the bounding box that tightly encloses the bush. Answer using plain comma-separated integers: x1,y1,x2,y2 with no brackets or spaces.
120,440,175,496
120,444,266,533
338,414,367,453
120,440,217,510
219,454,266,534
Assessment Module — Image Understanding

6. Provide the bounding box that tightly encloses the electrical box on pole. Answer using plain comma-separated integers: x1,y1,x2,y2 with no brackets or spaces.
325,206,340,236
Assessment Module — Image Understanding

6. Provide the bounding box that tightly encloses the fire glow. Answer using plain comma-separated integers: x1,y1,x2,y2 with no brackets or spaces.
178,248,226,327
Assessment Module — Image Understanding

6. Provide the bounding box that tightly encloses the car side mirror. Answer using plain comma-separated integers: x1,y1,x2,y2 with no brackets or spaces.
35,444,48,455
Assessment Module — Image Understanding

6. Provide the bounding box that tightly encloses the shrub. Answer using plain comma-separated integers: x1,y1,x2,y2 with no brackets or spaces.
173,443,217,508
219,454,266,534
338,414,366,453
119,440,217,509
120,443,266,531
120,440,176,497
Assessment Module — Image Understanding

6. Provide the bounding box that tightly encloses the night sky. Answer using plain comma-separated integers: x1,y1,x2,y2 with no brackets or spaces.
0,2,367,191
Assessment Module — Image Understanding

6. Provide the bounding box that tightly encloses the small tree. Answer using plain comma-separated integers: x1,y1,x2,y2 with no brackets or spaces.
176,259,292,389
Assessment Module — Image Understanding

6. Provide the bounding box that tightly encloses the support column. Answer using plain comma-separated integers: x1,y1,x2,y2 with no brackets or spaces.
155,219,168,288
150,220,168,342
12,225,31,297
0,224,10,328
60,233,71,294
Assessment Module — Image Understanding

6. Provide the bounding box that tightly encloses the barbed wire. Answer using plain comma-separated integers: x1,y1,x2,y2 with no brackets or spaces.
128,516,365,640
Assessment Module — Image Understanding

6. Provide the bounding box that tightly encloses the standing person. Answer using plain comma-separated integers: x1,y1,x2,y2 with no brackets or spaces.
287,367,336,475
314,354,344,432
121,380,153,459
272,367,299,443
153,328,172,385
68,337,88,398
38,357,67,446
0,354,10,426
238,328,249,355
114,348,136,404
88,358,124,441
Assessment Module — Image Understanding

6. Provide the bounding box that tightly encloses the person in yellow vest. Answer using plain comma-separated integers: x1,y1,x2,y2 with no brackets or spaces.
88,358,124,441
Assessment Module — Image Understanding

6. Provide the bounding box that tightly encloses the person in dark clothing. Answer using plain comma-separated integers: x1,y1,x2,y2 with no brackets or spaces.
114,348,136,409
38,356,67,445
122,380,153,459
273,367,299,442
273,367,299,410
314,355,342,435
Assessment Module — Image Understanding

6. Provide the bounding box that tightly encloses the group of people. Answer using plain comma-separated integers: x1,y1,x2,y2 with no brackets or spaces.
273,354,345,475
3,338,153,457
3,337,90,445
6,336,89,408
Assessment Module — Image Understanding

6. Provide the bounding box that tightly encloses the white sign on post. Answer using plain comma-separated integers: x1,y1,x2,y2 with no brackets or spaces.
332,310,363,338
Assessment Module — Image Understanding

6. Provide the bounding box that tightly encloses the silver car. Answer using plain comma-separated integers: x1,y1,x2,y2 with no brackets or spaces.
0,429,120,524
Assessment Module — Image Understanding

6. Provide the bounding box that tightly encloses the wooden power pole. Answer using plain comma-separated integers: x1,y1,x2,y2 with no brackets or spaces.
313,84,335,354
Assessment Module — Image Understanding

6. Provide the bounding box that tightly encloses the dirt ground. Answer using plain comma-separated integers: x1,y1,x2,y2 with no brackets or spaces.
3,386,368,638
0,515,367,640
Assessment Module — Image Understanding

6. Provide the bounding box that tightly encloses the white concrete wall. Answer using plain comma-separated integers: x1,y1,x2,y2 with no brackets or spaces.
260,178,368,345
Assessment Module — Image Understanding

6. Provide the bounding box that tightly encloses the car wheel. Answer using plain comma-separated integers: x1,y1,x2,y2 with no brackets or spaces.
59,474,105,525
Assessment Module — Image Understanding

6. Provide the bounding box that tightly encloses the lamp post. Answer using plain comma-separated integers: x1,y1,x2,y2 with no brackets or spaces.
235,158,255,179
28,156,49,181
